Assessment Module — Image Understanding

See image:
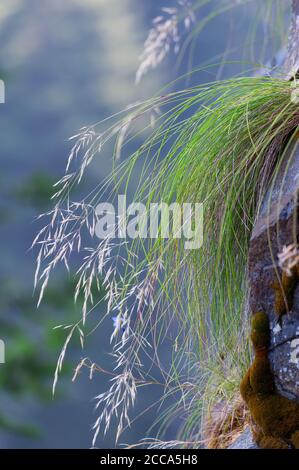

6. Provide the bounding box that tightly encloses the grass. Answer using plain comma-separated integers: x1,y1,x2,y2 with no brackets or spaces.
34,72,299,446
117,76,299,443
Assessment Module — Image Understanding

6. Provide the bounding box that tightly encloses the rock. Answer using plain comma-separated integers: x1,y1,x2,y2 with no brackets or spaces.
285,0,299,78
248,141,299,403
229,427,258,449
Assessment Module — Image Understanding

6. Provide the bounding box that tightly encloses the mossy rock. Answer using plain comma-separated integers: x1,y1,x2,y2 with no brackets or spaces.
241,312,299,449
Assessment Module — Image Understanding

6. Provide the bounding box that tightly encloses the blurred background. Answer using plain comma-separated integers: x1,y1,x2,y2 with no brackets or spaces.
0,0,287,449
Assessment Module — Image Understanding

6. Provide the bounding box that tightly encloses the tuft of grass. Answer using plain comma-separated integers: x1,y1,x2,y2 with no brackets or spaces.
34,74,299,445
107,75,299,443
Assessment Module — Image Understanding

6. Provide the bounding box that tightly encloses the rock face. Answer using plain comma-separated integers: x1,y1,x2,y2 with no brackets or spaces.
229,427,258,450
285,0,299,78
240,1,299,449
230,0,299,450
248,142,299,404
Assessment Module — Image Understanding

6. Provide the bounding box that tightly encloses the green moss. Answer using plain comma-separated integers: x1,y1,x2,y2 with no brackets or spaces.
256,435,289,449
240,370,253,402
250,311,270,351
240,311,299,449
249,393,299,437
248,356,275,395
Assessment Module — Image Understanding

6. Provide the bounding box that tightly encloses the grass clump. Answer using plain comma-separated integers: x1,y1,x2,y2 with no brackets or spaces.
110,75,299,443
35,74,299,445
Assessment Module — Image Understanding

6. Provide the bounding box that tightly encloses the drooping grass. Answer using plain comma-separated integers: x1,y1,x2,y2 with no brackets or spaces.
34,74,299,446
107,75,299,443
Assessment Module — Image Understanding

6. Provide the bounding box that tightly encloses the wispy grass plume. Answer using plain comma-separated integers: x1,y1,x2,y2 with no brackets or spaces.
137,0,290,83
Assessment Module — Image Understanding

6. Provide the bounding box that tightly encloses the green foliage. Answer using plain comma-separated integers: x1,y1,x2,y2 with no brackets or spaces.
30,0,297,445
107,75,299,440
